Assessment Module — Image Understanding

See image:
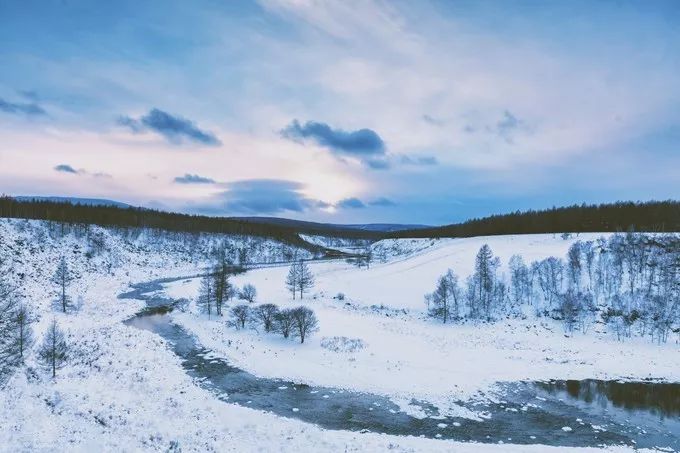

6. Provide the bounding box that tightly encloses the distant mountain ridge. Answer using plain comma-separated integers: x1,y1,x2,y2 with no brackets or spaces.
14,196,130,209
232,216,429,233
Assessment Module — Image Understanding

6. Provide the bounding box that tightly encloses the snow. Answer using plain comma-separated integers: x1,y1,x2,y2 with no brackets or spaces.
0,220,673,451
171,233,680,416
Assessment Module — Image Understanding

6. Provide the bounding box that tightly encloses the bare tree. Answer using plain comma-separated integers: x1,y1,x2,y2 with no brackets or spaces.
230,304,250,329
52,256,74,313
285,260,315,299
37,319,69,379
239,284,257,303
276,308,295,338
425,269,461,323
291,306,319,344
197,274,214,319
212,263,233,316
509,255,531,306
254,303,279,332
285,264,298,299
567,241,582,289
297,261,315,299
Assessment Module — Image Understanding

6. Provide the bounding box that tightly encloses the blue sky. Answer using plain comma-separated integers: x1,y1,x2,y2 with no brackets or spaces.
1,0,679,225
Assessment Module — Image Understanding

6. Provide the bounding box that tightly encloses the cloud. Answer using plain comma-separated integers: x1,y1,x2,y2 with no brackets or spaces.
281,119,386,168
422,114,444,126
495,110,525,144
209,179,328,215
0,97,46,116
336,197,366,209
18,90,39,101
54,164,112,178
368,197,396,207
399,155,438,166
174,173,216,184
117,108,221,146
54,164,78,174
366,158,391,170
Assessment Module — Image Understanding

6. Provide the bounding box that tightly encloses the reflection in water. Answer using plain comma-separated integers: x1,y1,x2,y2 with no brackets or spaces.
536,379,680,418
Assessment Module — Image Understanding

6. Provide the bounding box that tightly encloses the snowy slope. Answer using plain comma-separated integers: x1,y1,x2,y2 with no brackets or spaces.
0,220,674,452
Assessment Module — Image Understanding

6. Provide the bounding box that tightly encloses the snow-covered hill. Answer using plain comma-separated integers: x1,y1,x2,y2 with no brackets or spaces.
0,220,676,452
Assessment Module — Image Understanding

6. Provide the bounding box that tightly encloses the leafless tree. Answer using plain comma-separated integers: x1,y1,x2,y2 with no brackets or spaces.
254,303,279,332
230,304,250,329
197,274,214,319
291,306,318,344
239,284,257,303
276,308,295,339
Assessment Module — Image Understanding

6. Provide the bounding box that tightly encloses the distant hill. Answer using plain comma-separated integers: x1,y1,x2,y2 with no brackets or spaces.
14,196,130,209
232,217,428,233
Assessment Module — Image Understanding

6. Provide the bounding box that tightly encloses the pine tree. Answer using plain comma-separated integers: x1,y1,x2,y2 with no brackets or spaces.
13,304,33,360
0,274,21,377
38,320,68,379
473,244,499,320
52,256,73,313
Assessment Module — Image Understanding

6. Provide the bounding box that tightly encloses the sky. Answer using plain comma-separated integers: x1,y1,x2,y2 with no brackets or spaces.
1,0,679,225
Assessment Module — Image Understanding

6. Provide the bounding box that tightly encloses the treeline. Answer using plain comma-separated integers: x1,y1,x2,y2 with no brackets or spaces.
2,197,679,243
394,201,680,239
426,231,680,344
0,196,377,253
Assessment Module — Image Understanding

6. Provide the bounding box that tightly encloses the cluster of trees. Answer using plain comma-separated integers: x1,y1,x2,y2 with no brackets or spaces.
227,304,319,343
399,201,680,239
193,256,321,344
1,267,70,382
426,232,679,343
285,260,315,299
1,273,33,381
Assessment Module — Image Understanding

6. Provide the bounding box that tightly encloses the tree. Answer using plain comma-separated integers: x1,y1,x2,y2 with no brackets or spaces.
254,303,279,332
286,260,315,299
276,308,295,339
212,263,233,316
558,290,582,334
13,304,33,360
536,257,564,308
230,304,250,329
285,263,298,299
38,319,69,379
52,256,74,313
509,255,531,306
197,274,214,319
567,241,582,289
426,269,461,323
291,306,319,344
471,244,500,320
239,284,257,303
297,261,315,299
0,274,21,377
